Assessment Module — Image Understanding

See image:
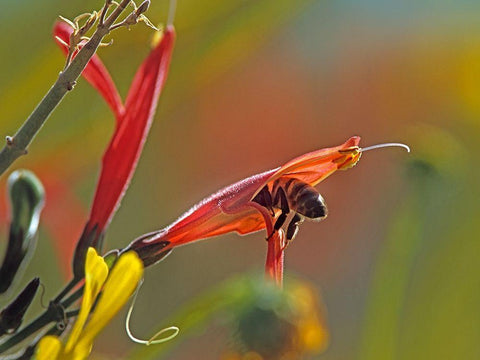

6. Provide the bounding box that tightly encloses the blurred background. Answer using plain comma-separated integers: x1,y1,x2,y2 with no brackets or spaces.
1,0,480,359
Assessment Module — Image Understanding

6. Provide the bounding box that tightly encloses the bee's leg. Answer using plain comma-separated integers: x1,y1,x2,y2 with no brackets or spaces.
252,185,275,216
273,187,290,230
284,213,304,249
266,188,290,240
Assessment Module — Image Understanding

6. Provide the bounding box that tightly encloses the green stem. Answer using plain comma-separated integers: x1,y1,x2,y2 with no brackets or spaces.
0,308,53,354
0,0,142,349
62,285,84,309
0,284,84,354
52,278,77,303
0,0,132,177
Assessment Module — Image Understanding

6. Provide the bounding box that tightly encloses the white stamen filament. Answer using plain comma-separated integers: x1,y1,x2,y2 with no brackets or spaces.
360,142,410,153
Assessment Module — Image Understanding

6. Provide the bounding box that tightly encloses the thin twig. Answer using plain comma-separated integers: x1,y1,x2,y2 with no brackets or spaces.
99,0,111,26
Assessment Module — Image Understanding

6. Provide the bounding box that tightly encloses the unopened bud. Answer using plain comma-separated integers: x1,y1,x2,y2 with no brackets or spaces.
123,12,139,26
0,278,40,336
136,0,150,16
0,170,45,293
79,11,98,36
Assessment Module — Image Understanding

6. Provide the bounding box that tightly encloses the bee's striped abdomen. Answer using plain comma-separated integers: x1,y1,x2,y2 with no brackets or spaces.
276,177,327,219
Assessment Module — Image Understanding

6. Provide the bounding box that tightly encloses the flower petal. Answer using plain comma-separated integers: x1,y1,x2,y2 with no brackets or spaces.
160,168,276,245
53,21,124,118
125,169,276,265
71,27,175,278
36,335,61,360
87,26,176,234
265,230,285,286
253,136,361,198
74,251,143,352
65,248,108,353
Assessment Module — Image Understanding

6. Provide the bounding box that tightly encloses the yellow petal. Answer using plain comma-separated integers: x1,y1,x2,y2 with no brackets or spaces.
75,251,143,351
68,342,93,360
36,335,61,360
65,248,108,353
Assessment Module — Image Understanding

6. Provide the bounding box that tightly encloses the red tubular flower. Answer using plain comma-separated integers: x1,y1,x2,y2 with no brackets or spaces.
86,26,175,234
53,22,176,278
126,137,362,284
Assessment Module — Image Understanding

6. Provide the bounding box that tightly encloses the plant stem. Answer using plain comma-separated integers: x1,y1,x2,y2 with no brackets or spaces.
0,309,52,354
62,285,84,309
0,284,84,354
0,0,140,353
0,0,132,177
52,278,77,303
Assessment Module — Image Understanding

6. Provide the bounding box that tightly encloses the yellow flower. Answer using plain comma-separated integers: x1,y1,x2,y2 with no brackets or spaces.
36,248,143,360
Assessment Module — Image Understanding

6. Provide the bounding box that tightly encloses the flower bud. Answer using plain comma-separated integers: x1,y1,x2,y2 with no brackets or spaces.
0,170,45,293
0,278,40,336
136,0,150,16
79,11,98,37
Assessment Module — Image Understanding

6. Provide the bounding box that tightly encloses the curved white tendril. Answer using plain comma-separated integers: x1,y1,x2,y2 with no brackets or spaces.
167,0,177,26
145,326,180,345
125,279,180,346
360,142,410,153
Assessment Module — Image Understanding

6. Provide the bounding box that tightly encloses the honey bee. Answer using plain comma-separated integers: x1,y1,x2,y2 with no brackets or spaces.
252,176,328,243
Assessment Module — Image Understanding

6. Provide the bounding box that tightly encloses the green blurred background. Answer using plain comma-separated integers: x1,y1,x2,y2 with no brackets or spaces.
1,0,480,359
